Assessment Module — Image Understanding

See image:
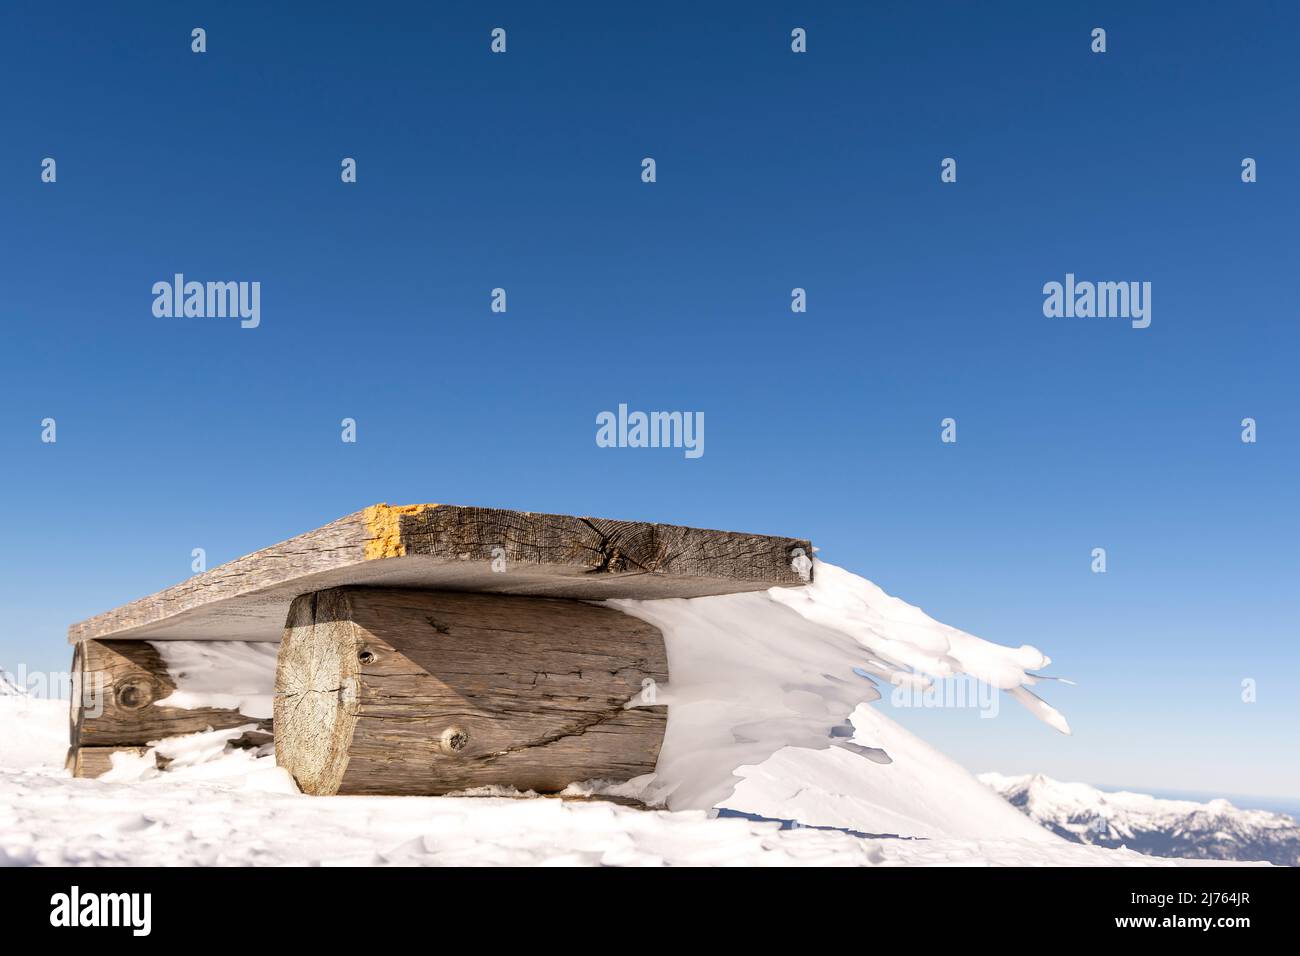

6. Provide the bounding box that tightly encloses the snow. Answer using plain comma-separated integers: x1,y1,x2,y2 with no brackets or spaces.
611,558,1069,812
0,697,68,769
97,724,293,789
150,641,278,719
0,699,1251,867
725,705,1057,841
770,561,1071,733
980,772,1296,834
982,772,1299,864
0,562,1256,866
0,701,1243,866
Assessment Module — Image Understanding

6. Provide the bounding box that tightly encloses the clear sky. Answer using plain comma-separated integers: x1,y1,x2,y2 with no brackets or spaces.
2,2,1296,799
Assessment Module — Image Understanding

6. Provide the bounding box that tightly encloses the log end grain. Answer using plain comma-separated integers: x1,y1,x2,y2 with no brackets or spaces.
273,590,359,796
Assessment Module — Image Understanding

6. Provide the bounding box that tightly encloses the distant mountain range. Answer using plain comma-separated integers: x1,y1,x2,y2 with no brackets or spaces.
0,667,24,696
981,772,1299,866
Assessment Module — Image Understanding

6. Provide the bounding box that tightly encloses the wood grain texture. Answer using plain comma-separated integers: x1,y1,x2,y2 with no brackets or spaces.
71,639,271,747
275,588,669,796
68,504,812,644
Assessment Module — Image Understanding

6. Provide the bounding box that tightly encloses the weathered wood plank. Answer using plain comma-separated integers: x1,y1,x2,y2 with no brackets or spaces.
274,588,669,796
68,504,812,644
71,639,271,747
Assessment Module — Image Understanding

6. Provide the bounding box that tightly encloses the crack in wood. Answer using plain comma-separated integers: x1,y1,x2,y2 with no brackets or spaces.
471,702,638,762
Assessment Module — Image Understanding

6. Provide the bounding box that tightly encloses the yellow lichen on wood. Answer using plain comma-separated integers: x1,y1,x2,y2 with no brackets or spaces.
362,503,437,560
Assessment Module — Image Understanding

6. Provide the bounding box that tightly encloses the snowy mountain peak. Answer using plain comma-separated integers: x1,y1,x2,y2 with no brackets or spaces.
0,667,26,696
981,771,1299,866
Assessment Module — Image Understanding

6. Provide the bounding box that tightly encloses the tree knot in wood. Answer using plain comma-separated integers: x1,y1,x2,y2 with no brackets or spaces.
438,726,470,755
115,676,158,711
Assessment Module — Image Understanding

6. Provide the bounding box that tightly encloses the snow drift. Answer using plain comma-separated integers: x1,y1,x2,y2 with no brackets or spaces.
151,641,277,719
612,558,1069,828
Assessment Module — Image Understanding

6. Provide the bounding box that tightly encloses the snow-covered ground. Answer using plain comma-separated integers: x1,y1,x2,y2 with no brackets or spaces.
0,563,1260,866
5,691,1253,863
3,697,1240,866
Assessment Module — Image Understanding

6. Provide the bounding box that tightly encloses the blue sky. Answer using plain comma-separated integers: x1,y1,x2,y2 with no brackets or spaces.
2,2,1297,798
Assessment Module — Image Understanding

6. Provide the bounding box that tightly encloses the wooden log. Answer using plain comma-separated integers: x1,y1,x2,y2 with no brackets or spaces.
67,746,155,779
71,639,271,748
68,503,812,644
274,588,669,796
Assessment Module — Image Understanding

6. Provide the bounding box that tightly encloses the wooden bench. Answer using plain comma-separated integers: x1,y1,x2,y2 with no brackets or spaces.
67,503,812,794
